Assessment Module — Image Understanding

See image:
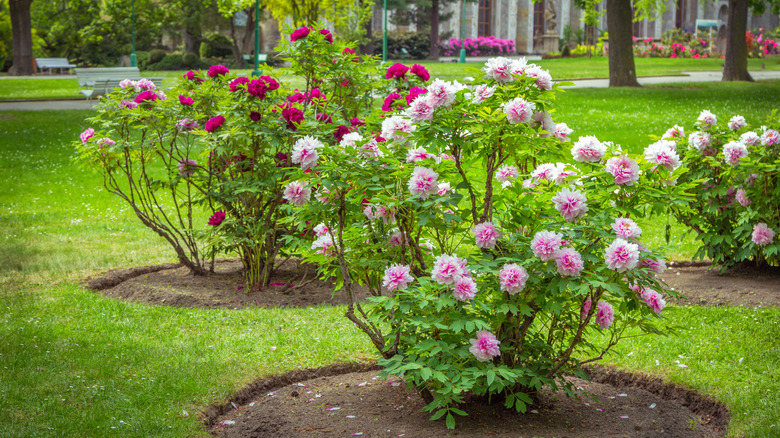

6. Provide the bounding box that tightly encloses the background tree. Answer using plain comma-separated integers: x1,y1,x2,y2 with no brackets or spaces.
722,0,780,81
605,0,639,86
8,0,33,75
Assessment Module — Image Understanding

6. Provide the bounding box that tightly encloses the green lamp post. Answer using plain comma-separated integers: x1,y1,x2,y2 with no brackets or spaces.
459,0,466,63
130,0,137,67
252,0,262,76
382,0,388,64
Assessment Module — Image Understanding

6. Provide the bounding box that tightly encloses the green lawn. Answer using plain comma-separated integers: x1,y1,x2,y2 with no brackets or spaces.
1,82,779,437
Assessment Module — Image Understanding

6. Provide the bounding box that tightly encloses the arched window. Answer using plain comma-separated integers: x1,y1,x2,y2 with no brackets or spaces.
478,0,492,37
533,0,545,37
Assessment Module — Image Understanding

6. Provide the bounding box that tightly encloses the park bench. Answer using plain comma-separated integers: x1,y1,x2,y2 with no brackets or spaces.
75,67,141,87
75,73,164,101
35,58,76,74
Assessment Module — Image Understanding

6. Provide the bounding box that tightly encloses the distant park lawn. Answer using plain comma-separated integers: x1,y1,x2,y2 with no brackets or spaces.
0,56,778,101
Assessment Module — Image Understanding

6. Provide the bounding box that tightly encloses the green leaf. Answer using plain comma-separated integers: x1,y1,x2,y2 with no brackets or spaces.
445,412,456,429
430,409,446,421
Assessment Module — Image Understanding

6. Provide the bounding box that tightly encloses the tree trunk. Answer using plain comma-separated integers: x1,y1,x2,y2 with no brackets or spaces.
229,17,246,69
360,1,374,55
606,0,640,87
722,0,753,81
9,0,35,76
428,0,440,59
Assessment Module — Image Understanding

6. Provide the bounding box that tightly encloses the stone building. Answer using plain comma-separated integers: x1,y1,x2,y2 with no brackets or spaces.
372,0,779,54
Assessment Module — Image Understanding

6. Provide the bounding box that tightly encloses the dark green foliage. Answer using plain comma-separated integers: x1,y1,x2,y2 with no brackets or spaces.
148,49,166,64
200,33,233,59
372,31,431,59
182,52,199,68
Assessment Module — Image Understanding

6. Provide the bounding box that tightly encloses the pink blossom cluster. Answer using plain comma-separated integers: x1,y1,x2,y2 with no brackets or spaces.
644,140,680,170
631,284,666,314
178,159,197,176
311,234,334,256
605,155,640,185
407,166,439,199
552,187,589,222
530,231,563,261
728,115,747,130
381,116,415,142
502,97,535,124
595,301,614,330
473,222,500,249
532,163,576,184
740,131,760,146
291,136,324,170
444,36,515,57
611,217,642,239
751,223,775,245
406,147,434,163
604,238,640,272
553,123,574,142
687,131,712,151
470,84,496,104
761,128,779,146
735,188,751,206
663,125,685,140
696,110,717,130
499,263,529,294
283,180,311,206
722,141,749,165
382,264,414,292
432,254,477,301
469,330,501,362
571,136,606,163
495,165,519,185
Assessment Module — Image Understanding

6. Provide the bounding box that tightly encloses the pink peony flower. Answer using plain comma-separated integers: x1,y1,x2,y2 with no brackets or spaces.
385,62,410,79
553,123,574,142
502,97,535,124
410,64,430,81
208,210,226,226
552,187,589,222
639,258,666,274
524,64,553,90
696,110,717,130
482,57,515,83
571,136,606,162
581,297,592,319
531,231,563,261
728,115,747,130
177,118,198,132
381,116,415,142
313,223,329,237
605,155,640,186
388,231,406,247
431,254,466,285
80,128,95,144
595,301,614,330
283,180,311,206
471,84,496,104
495,165,519,184
453,276,478,301
611,217,642,239
383,264,414,292
722,141,748,165
740,131,760,146
736,188,751,207
406,146,434,163
644,140,681,170
178,159,197,176
204,115,226,132
761,128,779,146
469,330,501,362
663,125,685,140
751,223,776,245
96,137,115,148
688,131,712,151
178,94,194,106
499,263,528,295
319,28,333,43
291,136,324,170
555,247,584,277
604,238,640,272
473,222,500,250
437,182,452,196
120,100,137,109
311,234,334,256
290,26,310,42
405,95,435,122
134,90,158,103
638,287,666,315
407,166,439,199
530,111,555,135
207,64,229,78
134,78,155,91
426,79,458,108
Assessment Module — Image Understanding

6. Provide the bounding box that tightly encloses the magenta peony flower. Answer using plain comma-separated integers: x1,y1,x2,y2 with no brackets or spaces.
555,247,584,277
638,287,666,315
405,95,434,122
595,301,614,329
283,180,311,206
249,111,261,122
498,263,528,295
134,90,158,103
752,223,776,245
207,64,229,78
385,62,410,79
382,264,414,292
261,75,279,90
204,115,225,132
290,26,310,42
96,137,115,148
282,106,304,130
469,330,501,362
381,92,403,112
178,159,197,176
248,79,269,99
343,47,356,55
571,136,606,162
502,97,535,124
552,187,589,222
291,135,323,170
531,231,563,261
407,166,439,199
605,155,640,186
644,140,681,170
183,70,202,81
495,165,519,184
176,118,198,132
80,128,95,144
640,258,666,274
696,110,717,130
581,297,592,319
728,115,747,130
722,141,749,165
431,254,466,285
410,63,430,81
229,76,249,92
453,276,478,302
605,238,640,272
405,87,428,105
611,217,642,239
319,28,333,43
473,222,500,250
120,100,138,109
178,94,194,106
208,210,226,226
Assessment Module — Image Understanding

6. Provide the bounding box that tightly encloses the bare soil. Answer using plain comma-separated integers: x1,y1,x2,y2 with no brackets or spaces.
83,259,780,437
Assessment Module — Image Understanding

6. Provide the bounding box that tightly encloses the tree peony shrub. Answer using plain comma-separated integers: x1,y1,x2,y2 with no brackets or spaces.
76,24,381,287
665,110,779,268
286,57,690,428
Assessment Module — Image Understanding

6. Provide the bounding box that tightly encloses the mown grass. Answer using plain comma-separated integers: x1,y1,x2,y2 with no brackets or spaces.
1,82,779,437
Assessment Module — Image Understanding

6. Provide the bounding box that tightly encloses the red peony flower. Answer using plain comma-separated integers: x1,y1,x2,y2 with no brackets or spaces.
205,115,226,132
249,111,261,122
247,79,268,99
385,62,409,79
282,107,304,130
178,94,194,106
208,210,226,226
134,90,158,103
410,64,430,81
229,77,249,92
320,29,333,44
207,64,229,78
290,26,310,42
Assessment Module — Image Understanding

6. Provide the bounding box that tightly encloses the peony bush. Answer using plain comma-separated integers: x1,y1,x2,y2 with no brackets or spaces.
285,55,692,427
663,110,779,268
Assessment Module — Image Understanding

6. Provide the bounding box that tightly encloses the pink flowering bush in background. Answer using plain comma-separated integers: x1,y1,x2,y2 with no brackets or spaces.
441,36,516,57
76,23,382,287
284,56,690,428
665,109,780,268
